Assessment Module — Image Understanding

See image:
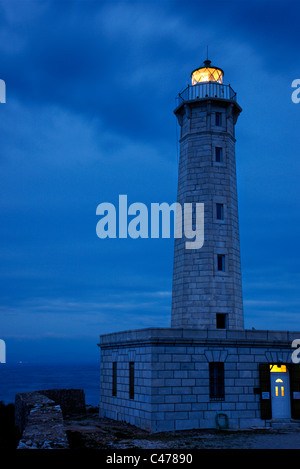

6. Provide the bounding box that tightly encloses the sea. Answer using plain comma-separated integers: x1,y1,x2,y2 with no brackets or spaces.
0,363,100,406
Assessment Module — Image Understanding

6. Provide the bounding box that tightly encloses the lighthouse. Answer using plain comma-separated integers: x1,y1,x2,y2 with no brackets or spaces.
171,59,244,330
99,59,300,432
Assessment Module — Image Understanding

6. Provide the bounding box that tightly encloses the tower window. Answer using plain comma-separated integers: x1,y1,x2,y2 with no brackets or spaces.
217,254,225,272
112,361,117,396
215,112,222,126
215,147,223,163
216,203,224,220
216,313,227,329
129,361,135,399
209,362,225,400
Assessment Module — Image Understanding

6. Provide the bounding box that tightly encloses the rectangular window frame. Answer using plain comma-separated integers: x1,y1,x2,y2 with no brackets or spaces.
216,313,228,329
213,198,227,223
216,203,224,221
209,362,225,401
214,250,228,276
129,361,135,400
215,146,223,163
217,254,225,272
112,361,117,397
215,112,222,127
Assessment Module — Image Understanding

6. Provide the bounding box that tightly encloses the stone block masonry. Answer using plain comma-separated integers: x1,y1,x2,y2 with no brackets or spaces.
171,97,243,330
99,328,300,432
99,62,300,433
15,389,85,449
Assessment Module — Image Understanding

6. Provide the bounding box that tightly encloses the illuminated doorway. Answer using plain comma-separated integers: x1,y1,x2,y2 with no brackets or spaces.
270,365,291,419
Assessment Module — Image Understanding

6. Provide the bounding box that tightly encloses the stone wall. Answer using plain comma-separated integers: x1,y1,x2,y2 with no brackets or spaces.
99,327,300,432
172,97,243,330
100,343,152,431
37,388,86,416
15,389,85,449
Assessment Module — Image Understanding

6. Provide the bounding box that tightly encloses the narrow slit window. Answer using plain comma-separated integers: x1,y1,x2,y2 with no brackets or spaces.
215,112,222,126
217,254,225,272
112,361,117,397
129,361,135,399
209,362,225,400
216,203,224,220
215,147,223,163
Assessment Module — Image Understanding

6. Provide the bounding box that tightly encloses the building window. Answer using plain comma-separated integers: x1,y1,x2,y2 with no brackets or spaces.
215,147,223,163
112,362,117,396
216,313,227,329
217,254,225,272
129,362,135,399
216,203,224,220
209,362,225,400
215,112,222,126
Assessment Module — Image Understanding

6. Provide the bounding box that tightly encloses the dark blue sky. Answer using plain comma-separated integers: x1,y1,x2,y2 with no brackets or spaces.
0,0,299,364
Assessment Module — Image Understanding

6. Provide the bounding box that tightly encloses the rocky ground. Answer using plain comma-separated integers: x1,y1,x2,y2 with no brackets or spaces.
63,406,300,449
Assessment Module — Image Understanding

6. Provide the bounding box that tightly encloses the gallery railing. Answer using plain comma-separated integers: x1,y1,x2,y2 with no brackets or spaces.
176,82,237,106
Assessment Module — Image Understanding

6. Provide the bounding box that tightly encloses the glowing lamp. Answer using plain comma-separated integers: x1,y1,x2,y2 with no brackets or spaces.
191,59,224,86
270,364,287,373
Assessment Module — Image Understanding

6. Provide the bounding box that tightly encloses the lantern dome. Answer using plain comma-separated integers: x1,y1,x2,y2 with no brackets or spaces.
191,59,224,86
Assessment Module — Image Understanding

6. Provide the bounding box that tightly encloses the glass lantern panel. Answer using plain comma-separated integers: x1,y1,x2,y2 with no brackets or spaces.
191,67,223,85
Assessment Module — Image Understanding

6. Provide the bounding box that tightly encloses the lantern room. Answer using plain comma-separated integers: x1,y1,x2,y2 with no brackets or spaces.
191,59,224,85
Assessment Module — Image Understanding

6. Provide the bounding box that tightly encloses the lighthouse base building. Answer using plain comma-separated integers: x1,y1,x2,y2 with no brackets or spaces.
98,60,300,432
99,328,300,432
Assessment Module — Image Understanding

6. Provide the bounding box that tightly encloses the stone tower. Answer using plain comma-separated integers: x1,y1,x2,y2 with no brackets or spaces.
171,59,244,330
99,60,300,432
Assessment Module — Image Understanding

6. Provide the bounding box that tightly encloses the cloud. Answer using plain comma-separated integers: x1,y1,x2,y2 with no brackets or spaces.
0,287,172,340
0,0,299,363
